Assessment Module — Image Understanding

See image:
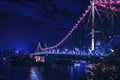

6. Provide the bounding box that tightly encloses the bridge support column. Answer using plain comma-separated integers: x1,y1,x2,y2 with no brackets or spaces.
91,1,95,51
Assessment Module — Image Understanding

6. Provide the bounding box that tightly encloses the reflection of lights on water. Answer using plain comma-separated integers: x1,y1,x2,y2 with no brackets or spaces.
80,60,86,64
99,57,104,59
69,66,73,80
74,60,86,67
87,64,93,69
30,67,42,80
74,63,81,67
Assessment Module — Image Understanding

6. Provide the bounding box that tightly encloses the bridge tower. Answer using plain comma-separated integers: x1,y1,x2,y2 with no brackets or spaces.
91,0,95,52
34,0,120,55
35,42,43,53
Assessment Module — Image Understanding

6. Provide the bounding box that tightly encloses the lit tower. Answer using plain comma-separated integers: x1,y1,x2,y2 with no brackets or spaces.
35,42,43,53
91,0,95,51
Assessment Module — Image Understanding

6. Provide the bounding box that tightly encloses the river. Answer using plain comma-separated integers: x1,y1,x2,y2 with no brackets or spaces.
0,60,87,80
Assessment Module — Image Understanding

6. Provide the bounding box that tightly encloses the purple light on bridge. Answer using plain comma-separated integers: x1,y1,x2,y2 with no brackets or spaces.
95,1,120,5
41,5,91,50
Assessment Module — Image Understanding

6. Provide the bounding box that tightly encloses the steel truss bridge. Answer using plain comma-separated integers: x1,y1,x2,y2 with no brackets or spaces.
34,0,120,56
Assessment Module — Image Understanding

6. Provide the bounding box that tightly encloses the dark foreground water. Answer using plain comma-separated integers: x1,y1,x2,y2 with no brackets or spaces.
0,61,87,80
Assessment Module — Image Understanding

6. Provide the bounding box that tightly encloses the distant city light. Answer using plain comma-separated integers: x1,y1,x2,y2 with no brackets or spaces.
110,49,114,53
16,50,19,53
74,63,81,67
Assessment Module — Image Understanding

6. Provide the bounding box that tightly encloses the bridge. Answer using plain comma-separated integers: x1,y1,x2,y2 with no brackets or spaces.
32,0,120,62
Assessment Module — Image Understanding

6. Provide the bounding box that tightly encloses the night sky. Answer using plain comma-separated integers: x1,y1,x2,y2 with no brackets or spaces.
0,0,89,52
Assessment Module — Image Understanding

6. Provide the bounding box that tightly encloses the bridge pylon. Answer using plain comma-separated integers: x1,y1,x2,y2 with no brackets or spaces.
35,42,43,53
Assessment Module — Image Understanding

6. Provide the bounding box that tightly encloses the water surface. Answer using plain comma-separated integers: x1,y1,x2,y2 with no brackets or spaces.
0,60,86,80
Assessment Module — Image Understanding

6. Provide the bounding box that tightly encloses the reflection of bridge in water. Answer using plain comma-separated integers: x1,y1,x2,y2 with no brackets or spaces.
32,0,120,62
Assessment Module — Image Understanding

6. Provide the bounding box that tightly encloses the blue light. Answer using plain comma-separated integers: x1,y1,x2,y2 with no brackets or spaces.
110,49,114,53
16,50,19,53
74,63,81,67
